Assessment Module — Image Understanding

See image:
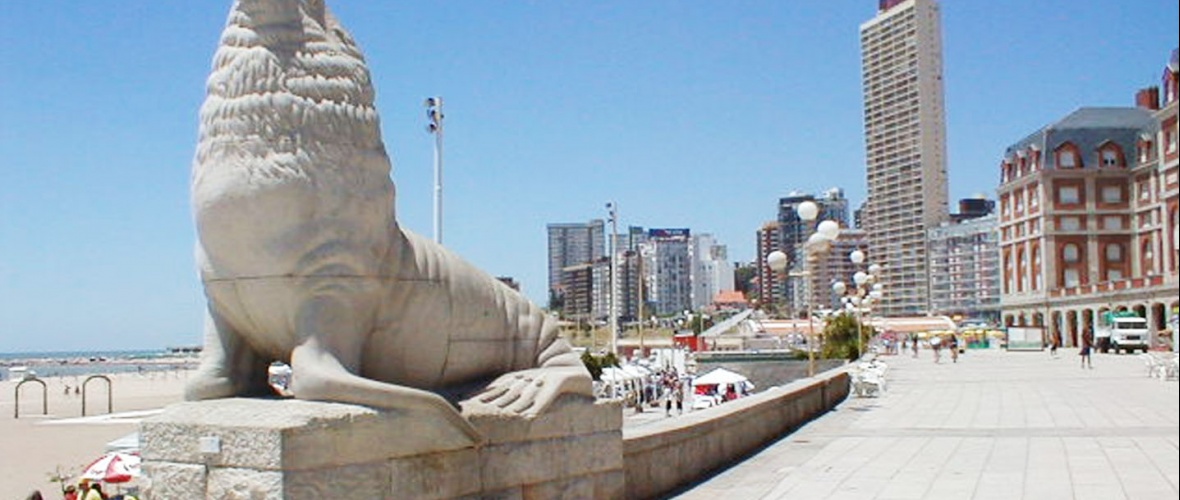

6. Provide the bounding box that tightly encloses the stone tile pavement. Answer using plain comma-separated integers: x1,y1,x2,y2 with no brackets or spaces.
672,347,1179,500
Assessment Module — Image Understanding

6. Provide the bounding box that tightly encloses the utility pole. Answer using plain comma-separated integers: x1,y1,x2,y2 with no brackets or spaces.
425,97,444,244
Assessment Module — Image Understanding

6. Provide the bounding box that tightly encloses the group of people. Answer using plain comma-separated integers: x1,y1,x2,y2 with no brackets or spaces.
25,480,139,500
660,370,685,416
627,368,686,416
901,333,960,363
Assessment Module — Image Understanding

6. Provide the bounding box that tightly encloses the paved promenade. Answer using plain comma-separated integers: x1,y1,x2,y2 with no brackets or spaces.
674,347,1179,500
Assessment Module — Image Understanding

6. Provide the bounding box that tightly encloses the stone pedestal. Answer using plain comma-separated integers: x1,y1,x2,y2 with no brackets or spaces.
139,397,622,499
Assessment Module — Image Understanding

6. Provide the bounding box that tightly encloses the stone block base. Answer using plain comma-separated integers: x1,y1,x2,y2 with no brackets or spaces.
140,396,622,499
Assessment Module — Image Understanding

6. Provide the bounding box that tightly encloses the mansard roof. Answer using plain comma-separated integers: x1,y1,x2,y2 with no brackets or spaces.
1003,107,1157,168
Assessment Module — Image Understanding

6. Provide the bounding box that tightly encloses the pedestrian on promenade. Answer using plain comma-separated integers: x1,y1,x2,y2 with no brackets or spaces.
949,335,959,363
1080,328,1094,369
911,334,919,358
931,335,943,363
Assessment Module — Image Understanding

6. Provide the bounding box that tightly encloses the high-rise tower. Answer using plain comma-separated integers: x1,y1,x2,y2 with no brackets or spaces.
547,220,605,310
859,0,950,316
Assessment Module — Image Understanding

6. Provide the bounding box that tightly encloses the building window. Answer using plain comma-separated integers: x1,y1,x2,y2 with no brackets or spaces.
1059,186,1080,205
1107,269,1123,281
1056,143,1081,169
1103,216,1123,230
1032,246,1042,290
1101,185,1122,204
1062,243,1080,263
1063,268,1080,287
1060,216,1081,231
1018,249,1028,292
1142,240,1155,275
1139,139,1154,163
1100,146,1123,168
1029,189,1039,209
1105,243,1123,262
1167,128,1178,154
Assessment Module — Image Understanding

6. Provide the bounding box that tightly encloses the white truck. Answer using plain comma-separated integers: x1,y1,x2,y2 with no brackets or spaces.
1096,313,1150,354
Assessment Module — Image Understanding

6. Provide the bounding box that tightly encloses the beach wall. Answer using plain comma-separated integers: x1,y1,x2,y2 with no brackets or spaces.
621,369,850,499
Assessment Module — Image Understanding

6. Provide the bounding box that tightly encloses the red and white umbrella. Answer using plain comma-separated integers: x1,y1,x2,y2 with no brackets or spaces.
81,451,141,483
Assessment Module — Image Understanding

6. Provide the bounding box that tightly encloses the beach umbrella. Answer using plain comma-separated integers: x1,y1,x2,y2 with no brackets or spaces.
81,451,141,483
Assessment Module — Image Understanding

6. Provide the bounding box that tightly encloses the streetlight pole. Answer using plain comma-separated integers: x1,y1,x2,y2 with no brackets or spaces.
838,250,883,360
637,248,645,358
607,202,619,356
425,97,444,244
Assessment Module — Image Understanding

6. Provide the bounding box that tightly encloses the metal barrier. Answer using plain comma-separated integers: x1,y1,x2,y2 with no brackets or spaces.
82,374,113,416
14,377,48,418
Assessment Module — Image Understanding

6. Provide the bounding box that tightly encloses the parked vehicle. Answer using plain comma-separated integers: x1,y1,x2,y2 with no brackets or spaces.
1096,312,1150,354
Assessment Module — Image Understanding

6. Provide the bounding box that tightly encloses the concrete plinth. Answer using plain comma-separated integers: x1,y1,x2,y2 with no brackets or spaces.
140,396,622,499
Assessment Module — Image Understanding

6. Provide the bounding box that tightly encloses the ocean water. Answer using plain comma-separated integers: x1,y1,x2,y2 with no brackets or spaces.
0,349,199,381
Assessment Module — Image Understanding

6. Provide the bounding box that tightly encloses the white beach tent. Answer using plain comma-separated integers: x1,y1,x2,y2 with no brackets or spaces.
691,367,754,391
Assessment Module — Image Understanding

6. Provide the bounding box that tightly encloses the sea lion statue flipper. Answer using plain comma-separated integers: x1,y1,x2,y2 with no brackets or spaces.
185,307,272,400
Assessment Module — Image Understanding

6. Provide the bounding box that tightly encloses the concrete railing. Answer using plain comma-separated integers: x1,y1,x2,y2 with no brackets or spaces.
621,369,850,499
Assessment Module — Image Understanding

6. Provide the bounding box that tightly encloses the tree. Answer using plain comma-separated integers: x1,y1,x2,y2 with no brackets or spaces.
822,313,873,361
580,350,619,381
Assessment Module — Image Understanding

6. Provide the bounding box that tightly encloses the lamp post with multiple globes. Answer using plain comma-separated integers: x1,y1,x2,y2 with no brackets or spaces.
831,250,884,360
766,200,840,376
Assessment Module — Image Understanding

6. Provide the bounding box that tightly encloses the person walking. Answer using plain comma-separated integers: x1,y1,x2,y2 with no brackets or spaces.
1080,328,1094,369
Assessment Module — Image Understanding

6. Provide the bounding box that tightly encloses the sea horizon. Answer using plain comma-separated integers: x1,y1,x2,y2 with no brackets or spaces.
0,348,200,380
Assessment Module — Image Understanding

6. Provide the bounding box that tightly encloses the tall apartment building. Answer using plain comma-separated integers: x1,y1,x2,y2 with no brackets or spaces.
755,221,784,311
645,228,693,316
546,220,605,310
559,262,594,321
617,226,652,324
997,55,1179,347
859,0,950,316
928,199,1001,324
690,234,735,311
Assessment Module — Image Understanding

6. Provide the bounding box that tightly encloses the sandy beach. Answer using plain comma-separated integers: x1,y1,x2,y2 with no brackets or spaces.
0,369,191,498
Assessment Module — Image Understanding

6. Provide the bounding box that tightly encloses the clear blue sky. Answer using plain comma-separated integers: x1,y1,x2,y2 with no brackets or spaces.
1,1,1177,353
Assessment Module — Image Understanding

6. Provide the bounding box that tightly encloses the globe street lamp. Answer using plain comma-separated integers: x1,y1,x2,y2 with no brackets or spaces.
767,200,840,376
833,252,884,360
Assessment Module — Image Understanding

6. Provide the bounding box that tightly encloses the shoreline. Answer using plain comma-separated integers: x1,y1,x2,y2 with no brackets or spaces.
1,351,200,382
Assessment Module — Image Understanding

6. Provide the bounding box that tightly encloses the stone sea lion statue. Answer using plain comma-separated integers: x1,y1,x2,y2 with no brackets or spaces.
186,0,592,439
